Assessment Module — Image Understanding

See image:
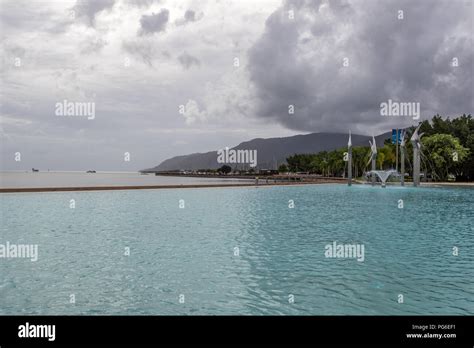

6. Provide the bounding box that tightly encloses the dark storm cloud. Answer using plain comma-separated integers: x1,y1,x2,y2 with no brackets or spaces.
122,40,155,66
248,0,473,133
139,9,170,35
184,10,196,22
175,9,201,26
72,0,115,26
177,52,200,69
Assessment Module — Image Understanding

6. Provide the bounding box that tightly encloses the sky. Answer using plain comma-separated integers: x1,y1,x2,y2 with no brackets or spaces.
0,0,472,171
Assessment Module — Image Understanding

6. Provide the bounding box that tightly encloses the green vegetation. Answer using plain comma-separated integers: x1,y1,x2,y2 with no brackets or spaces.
285,114,473,182
278,164,288,173
422,134,469,181
418,114,473,181
217,165,232,174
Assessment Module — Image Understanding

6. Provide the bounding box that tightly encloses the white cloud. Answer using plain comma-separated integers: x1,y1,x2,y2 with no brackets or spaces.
181,99,207,125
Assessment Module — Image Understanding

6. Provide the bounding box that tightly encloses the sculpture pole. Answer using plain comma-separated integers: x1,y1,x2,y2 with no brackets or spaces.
369,136,377,186
348,131,352,186
410,124,423,187
400,130,405,186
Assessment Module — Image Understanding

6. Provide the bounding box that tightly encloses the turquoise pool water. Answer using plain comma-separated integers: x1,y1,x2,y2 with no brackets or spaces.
0,184,473,315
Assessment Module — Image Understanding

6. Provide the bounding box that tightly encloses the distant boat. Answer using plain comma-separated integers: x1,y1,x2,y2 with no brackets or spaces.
32,168,39,172
86,170,96,173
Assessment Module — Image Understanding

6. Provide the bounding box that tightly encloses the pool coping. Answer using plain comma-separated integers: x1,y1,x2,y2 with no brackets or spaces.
0,180,346,193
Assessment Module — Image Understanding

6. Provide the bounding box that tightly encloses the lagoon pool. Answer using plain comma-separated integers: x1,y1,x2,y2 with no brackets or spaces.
0,184,473,315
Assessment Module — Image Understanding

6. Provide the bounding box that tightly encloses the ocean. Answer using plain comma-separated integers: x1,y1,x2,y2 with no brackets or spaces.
0,171,252,189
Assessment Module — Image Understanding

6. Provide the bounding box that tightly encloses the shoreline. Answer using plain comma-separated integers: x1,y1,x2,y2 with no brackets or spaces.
0,180,345,193
1,179,472,193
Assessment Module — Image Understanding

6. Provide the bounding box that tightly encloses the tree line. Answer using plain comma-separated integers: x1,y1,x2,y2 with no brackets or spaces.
280,114,472,182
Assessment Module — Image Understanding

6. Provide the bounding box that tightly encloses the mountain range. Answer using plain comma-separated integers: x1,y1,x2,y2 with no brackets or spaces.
144,131,392,171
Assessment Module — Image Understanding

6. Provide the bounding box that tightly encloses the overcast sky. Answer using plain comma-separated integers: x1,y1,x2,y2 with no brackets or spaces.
1,0,472,171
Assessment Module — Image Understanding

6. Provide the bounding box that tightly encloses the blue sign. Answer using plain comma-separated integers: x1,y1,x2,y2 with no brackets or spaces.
391,129,403,144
